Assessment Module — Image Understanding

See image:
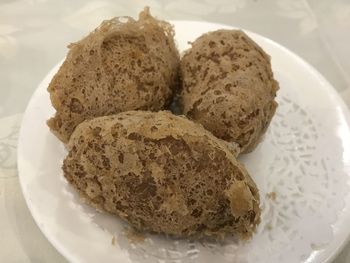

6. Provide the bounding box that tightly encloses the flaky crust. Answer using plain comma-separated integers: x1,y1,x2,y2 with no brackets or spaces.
181,30,279,153
47,8,180,143
63,111,260,238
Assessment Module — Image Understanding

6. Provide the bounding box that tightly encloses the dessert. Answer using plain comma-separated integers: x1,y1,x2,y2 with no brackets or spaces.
63,111,260,238
47,8,179,143
180,30,279,153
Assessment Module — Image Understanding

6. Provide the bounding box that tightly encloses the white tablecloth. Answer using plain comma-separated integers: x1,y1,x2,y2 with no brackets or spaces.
1,0,349,262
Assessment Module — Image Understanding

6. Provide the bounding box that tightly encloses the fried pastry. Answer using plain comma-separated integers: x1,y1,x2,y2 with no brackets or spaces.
47,8,179,143
181,30,279,153
63,111,260,238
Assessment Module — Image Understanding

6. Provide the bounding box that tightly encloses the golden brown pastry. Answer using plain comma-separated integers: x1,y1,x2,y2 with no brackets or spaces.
180,30,279,153
63,111,260,238
47,8,179,143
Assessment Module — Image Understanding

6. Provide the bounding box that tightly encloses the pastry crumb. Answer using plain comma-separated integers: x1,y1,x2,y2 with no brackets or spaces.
266,192,277,201
124,228,145,244
111,236,116,246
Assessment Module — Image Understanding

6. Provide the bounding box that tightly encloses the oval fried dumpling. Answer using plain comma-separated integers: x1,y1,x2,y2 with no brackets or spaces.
181,30,279,153
47,8,179,143
63,111,260,238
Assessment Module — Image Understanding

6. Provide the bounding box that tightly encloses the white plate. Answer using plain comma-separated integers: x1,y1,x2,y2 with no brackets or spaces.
18,21,350,263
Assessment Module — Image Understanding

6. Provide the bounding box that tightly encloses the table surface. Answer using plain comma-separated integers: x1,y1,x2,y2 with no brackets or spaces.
1,0,350,262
